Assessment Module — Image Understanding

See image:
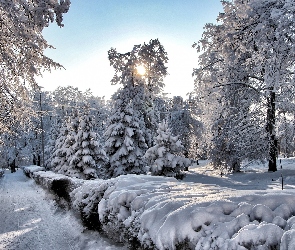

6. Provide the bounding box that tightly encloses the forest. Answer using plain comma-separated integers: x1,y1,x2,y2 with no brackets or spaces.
1,0,294,177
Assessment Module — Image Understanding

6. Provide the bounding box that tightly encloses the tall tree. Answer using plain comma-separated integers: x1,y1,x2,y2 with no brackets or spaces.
105,43,153,178
69,106,108,180
108,39,168,147
138,39,169,139
104,89,148,178
0,0,70,135
105,40,168,178
194,0,295,171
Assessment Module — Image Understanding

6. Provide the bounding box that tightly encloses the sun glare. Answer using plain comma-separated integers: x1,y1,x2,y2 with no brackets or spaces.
136,65,146,76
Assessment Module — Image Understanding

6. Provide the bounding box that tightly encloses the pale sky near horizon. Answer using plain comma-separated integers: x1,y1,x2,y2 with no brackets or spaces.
38,0,223,99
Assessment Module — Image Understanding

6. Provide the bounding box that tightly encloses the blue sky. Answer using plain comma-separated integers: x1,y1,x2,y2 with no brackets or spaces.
39,0,223,99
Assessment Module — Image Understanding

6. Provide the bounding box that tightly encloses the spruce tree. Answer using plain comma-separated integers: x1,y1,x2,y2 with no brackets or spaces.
51,110,80,177
51,119,70,173
69,107,108,180
44,118,61,169
144,120,190,179
104,87,148,178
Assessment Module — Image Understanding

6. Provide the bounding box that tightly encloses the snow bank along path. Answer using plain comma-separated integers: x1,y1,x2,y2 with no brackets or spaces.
21,160,295,249
0,169,126,250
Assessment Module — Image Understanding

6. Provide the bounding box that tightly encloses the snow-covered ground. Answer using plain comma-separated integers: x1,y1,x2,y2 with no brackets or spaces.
0,169,127,250
3,158,295,249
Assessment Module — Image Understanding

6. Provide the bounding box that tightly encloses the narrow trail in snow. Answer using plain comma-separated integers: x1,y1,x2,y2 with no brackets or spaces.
0,169,126,250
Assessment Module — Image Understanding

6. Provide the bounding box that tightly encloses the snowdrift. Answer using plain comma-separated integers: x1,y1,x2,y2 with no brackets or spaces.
24,166,295,249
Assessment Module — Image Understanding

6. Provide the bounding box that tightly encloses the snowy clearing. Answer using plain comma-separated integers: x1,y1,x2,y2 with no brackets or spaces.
0,169,126,250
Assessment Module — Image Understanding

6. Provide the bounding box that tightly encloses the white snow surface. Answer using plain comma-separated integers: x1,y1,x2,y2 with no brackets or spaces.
71,158,295,249
8,158,295,249
0,169,127,250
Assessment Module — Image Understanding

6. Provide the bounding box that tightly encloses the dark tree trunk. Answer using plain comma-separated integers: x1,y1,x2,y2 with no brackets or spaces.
266,90,277,172
33,154,41,166
10,159,16,173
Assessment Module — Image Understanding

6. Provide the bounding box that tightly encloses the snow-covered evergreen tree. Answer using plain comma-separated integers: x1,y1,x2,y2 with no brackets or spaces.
108,39,169,148
144,120,190,179
44,118,61,169
104,87,148,178
69,107,108,180
50,109,79,176
51,118,70,173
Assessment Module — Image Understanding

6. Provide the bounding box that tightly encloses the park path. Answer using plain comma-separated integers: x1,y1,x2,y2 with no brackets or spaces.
0,169,126,250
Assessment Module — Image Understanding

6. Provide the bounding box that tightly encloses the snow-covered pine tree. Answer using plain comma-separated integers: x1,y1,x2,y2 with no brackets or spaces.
108,39,169,149
104,86,148,178
105,44,152,178
69,106,108,180
51,109,80,176
50,118,70,173
44,117,61,169
144,120,190,179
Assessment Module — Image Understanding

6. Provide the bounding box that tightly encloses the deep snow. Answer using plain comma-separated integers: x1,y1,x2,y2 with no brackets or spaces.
4,158,295,249
70,158,295,249
0,169,127,250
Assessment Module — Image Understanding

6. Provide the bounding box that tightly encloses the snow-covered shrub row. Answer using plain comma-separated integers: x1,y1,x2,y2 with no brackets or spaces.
23,165,45,178
71,174,295,250
25,168,85,207
71,178,117,230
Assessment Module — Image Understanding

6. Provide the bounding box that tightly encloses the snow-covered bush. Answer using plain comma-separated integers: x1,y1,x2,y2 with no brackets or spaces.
30,170,85,207
71,178,116,230
0,169,4,177
23,165,45,178
70,174,295,250
144,120,191,179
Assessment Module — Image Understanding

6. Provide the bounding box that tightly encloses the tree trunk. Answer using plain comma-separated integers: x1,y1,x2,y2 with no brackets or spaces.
266,90,277,172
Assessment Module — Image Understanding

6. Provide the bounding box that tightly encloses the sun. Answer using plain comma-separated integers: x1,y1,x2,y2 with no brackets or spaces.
136,65,146,76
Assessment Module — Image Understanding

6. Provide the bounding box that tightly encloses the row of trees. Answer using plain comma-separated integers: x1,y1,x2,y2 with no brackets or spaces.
1,0,295,178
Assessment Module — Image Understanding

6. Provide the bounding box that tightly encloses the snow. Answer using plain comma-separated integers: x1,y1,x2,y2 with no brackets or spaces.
23,165,45,177
6,158,295,249
0,169,126,250
70,158,295,249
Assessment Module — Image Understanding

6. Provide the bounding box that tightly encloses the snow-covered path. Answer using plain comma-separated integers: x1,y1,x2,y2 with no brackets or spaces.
0,169,127,250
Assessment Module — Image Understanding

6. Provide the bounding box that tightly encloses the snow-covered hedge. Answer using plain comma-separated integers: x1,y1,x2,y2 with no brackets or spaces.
25,167,295,249
0,169,4,177
71,174,295,250
24,168,85,207
23,165,45,178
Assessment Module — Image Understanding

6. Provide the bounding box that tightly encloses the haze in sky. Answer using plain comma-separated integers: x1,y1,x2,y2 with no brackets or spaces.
39,0,223,99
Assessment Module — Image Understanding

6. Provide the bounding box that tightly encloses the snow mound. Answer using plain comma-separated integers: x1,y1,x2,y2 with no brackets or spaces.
70,174,295,249
23,165,45,177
